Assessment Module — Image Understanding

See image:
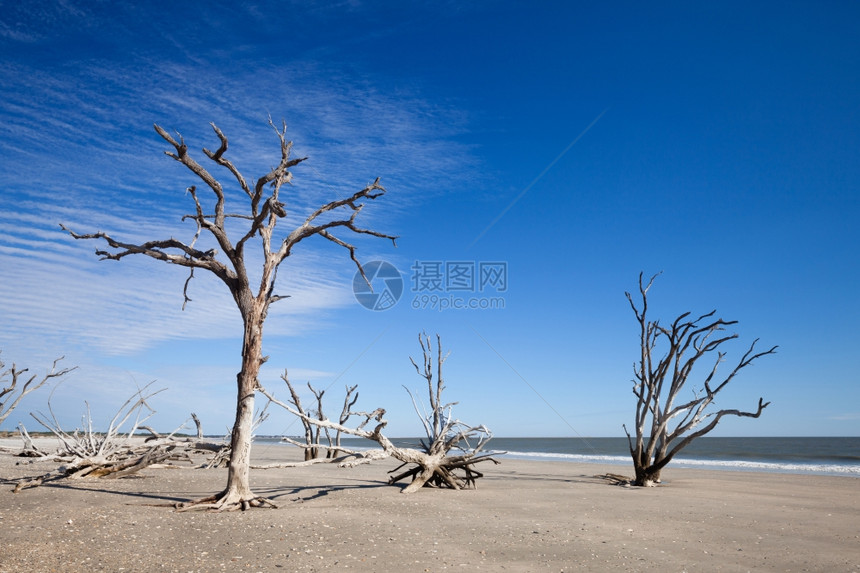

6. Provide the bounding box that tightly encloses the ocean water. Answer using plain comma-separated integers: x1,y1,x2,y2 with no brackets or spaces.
260,436,860,477
481,437,860,477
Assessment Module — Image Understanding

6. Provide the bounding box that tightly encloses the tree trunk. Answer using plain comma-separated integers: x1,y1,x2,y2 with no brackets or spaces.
178,302,274,511
225,306,264,498
63,121,396,511
224,369,257,502
403,465,437,494
632,464,662,487
630,442,663,486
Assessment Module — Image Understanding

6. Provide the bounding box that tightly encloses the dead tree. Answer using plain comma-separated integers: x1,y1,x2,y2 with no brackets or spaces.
623,273,777,486
280,373,359,460
389,332,497,492
332,383,360,457
282,375,321,461
259,333,499,494
15,423,44,457
308,383,327,458
259,376,383,469
258,379,389,470
0,353,76,428
13,382,222,492
309,383,360,459
61,120,395,511
191,413,203,439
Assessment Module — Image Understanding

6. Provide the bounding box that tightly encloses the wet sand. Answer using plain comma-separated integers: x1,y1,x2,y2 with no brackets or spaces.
0,438,858,572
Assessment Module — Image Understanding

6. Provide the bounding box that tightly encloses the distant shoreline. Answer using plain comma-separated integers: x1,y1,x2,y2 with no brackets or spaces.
260,435,860,478
5,434,859,478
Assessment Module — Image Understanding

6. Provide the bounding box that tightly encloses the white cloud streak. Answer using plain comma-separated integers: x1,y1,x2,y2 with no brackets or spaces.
0,3,481,430
1,33,473,327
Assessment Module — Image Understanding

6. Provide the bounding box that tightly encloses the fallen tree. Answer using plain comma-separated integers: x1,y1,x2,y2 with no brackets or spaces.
12,383,228,492
387,333,497,491
260,333,499,493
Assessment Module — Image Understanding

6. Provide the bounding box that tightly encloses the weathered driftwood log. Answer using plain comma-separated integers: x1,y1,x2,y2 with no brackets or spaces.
251,446,388,469
15,423,45,457
259,333,499,493
12,434,228,493
13,443,177,492
11,383,228,492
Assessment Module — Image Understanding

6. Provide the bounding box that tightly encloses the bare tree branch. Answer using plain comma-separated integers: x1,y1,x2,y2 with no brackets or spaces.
12,385,229,492
280,371,323,461
260,333,498,494
60,120,396,511
0,354,76,428
623,273,777,486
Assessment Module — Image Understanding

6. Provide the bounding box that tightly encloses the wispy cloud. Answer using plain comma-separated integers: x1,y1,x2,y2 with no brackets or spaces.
0,1,90,42
0,26,478,364
0,2,487,432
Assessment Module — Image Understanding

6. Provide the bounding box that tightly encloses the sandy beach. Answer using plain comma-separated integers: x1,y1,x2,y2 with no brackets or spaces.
0,438,857,572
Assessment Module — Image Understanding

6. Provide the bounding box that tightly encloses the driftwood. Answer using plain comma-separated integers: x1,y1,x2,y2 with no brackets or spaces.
259,333,499,493
282,376,323,461
11,383,228,492
251,448,388,470
385,333,499,492
330,384,360,458
13,445,177,492
15,423,45,457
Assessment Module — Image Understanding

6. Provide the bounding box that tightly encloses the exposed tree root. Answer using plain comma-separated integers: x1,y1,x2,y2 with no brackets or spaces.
596,473,634,486
174,490,277,512
389,454,500,493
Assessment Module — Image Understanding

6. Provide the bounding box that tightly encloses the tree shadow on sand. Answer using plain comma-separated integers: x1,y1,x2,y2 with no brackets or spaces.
5,475,392,508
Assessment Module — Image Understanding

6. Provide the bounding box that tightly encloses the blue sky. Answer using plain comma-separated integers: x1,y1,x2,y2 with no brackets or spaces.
1,1,857,438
